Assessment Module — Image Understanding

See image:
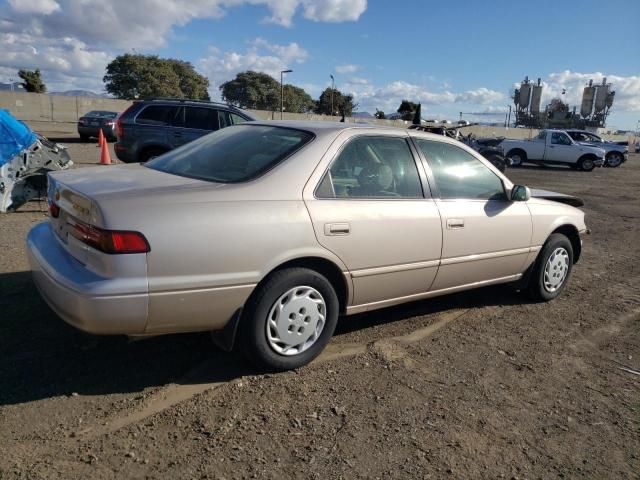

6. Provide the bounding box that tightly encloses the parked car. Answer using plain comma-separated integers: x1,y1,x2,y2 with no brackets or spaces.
564,129,628,167
114,98,258,163
501,129,605,171
77,110,119,141
28,122,588,371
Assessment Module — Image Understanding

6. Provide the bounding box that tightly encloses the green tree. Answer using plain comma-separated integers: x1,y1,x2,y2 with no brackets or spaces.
397,100,418,121
315,88,356,116
374,109,386,119
18,69,46,93
220,71,280,111
283,84,315,113
103,54,209,100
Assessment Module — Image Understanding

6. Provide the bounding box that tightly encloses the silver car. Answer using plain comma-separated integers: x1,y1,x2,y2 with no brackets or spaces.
27,122,588,371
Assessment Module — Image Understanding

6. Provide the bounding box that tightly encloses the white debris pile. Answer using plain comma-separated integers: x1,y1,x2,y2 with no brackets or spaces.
0,110,72,212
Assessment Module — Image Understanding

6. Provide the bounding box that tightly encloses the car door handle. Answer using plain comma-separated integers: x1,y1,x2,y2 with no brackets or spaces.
446,218,465,229
324,223,350,235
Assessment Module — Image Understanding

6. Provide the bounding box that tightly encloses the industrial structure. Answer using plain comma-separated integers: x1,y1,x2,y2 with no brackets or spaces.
513,76,615,130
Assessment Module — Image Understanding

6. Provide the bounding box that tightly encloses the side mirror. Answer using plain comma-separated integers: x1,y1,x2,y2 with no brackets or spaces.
511,185,531,202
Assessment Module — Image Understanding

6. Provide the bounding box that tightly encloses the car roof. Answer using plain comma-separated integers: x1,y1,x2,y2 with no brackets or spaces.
138,98,245,110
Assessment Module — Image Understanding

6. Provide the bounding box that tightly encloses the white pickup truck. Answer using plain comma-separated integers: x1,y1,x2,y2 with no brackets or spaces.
500,130,606,171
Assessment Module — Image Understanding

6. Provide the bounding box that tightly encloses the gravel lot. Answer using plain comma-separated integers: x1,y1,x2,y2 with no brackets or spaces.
1,131,638,479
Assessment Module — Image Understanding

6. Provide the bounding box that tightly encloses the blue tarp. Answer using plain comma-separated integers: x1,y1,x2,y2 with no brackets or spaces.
0,109,36,167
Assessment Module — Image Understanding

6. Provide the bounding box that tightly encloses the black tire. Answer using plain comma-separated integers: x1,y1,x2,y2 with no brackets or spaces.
238,268,339,371
79,134,90,142
578,156,596,172
487,154,506,172
527,233,574,302
506,149,526,167
138,148,167,163
605,151,624,168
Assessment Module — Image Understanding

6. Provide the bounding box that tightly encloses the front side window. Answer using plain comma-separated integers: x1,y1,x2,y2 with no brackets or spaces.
146,125,313,183
551,132,572,145
416,139,505,200
316,136,423,199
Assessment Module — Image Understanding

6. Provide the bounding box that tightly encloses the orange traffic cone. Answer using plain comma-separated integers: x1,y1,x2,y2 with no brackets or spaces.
100,138,112,165
98,128,105,147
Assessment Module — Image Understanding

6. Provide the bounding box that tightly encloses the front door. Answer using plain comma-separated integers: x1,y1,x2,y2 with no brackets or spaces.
547,131,577,165
304,134,442,308
413,138,532,291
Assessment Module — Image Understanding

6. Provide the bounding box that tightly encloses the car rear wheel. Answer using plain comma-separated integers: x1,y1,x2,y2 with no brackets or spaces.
527,233,573,302
239,268,339,371
578,156,595,171
506,149,526,167
605,152,624,168
487,154,506,172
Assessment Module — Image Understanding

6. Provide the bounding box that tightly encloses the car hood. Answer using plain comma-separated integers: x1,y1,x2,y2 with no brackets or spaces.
530,188,584,207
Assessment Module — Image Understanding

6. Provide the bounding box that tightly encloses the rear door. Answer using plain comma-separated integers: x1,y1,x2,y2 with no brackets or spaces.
134,104,182,148
304,132,442,308
414,138,532,291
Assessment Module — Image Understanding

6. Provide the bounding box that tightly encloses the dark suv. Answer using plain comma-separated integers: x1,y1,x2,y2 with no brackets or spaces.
114,99,258,163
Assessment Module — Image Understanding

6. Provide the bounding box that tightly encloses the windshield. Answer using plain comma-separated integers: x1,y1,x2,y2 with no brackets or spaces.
146,124,314,183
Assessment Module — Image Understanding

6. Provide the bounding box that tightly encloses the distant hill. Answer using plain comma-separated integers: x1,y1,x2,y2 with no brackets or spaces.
49,90,112,98
352,111,374,118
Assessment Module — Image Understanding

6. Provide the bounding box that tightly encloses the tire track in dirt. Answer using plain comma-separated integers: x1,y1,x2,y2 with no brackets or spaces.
79,308,470,439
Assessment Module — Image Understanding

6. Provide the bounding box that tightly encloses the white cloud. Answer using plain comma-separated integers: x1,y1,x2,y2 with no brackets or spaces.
538,70,640,112
0,32,110,92
335,64,359,74
198,39,309,97
301,0,367,22
7,0,60,14
3,1,368,50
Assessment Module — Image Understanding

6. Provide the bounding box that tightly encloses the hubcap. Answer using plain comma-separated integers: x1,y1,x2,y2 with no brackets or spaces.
266,286,326,356
543,247,570,293
510,154,522,166
582,159,594,170
607,153,622,167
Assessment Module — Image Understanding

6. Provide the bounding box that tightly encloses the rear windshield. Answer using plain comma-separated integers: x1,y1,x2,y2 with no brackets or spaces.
85,111,117,118
146,124,314,183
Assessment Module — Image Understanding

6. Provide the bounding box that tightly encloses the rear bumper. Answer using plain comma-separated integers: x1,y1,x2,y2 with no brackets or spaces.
114,142,135,163
27,222,148,335
78,125,116,139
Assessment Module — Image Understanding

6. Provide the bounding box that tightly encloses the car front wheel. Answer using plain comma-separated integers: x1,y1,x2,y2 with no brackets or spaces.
239,268,339,371
527,233,574,302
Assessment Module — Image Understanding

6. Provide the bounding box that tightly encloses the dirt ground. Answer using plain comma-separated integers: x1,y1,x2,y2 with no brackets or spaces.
1,131,638,480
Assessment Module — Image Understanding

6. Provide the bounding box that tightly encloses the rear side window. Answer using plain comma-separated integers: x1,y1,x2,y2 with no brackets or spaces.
146,125,313,183
136,105,181,126
316,136,423,199
184,107,219,130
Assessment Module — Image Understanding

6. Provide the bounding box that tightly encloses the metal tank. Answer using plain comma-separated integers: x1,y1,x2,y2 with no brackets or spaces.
581,81,595,118
530,78,543,114
594,77,609,113
519,77,532,110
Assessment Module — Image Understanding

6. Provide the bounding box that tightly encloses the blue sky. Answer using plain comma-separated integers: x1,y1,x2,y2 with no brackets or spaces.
1,0,639,129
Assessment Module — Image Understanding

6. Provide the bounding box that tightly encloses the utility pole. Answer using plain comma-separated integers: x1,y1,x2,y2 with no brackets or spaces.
280,69,292,120
507,105,512,127
330,74,335,118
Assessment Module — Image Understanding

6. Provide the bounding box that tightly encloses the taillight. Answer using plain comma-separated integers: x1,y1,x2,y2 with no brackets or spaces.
115,117,124,138
49,202,60,218
70,220,149,254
